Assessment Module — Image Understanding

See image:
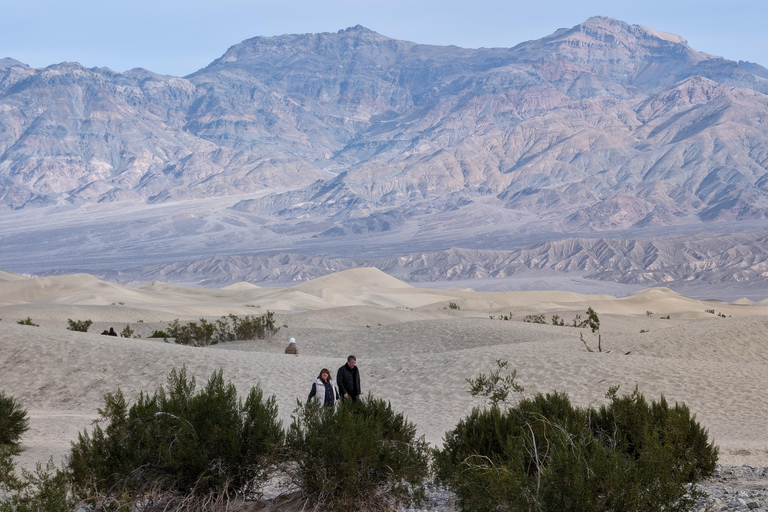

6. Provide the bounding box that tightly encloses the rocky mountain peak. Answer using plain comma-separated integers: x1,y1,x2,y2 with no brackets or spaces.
196,25,404,75
576,16,688,46
0,57,28,68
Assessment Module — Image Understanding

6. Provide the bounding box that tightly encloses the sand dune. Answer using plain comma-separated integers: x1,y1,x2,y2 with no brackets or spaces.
1,269,767,473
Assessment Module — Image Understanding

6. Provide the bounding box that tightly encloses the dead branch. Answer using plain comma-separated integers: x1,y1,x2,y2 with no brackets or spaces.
579,332,594,352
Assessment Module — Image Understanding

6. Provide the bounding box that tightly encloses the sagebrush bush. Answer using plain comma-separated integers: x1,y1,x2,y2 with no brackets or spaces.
1,391,29,493
68,366,284,509
0,459,75,512
16,317,38,326
66,318,92,332
0,391,29,448
287,395,429,511
0,393,74,512
166,312,278,346
434,368,717,512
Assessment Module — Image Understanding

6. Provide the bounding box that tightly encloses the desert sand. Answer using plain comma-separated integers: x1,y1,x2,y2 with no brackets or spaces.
1,267,767,473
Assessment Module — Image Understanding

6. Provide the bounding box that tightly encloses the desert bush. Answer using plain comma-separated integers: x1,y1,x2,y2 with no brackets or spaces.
592,386,718,482
287,394,429,511
0,459,75,512
149,329,169,338
166,312,278,346
0,392,29,448
68,366,284,508
66,318,92,332
1,392,28,494
448,302,461,310
551,314,564,326
120,324,134,338
572,307,600,332
0,393,74,512
434,364,717,512
16,317,38,326
523,314,546,324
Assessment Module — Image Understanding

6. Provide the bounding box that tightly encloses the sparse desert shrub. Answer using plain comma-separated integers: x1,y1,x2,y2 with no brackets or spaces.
0,392,29,448
551,314,564,326
592,386,718,483
661,315,671,319
0,458,75,512
287,395,429,511
584,306,600,332
705,309,715,314
166,312,278,346
448,302,461,310
16,317,38,327
66,318,92,332
120,324,134,338
433,363,717,512
646,310,653,317
68,366,284,508
149,329,168,338
0,393,74,512
523,314,546,324
571,307,600,332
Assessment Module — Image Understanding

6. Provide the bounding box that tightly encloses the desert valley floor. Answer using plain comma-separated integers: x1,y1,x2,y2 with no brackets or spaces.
1,267,767,472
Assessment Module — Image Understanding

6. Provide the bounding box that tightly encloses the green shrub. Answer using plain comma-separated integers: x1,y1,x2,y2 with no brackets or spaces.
287,394,429,511
523,314,546,324
0,459,75,512
434,365,717,512
448,302,461,310
66,319,92,332
149,329,169,338
0,392,29,448
68,366,284,508
166,312,279,346
0,393,74,512
119,324,134,338
1,392,29,493
16,317,38,326
592,387,718,482
572,307,600,332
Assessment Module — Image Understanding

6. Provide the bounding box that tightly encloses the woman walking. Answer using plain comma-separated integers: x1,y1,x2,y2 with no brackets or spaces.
307,368,340,407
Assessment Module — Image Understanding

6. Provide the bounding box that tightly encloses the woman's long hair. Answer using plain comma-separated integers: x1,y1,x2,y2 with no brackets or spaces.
317,368,331,382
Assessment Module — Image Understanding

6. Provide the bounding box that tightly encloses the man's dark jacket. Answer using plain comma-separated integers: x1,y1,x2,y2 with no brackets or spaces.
336,363,361,399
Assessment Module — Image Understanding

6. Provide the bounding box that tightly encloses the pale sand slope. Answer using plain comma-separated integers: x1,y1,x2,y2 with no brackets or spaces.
0,268,767,472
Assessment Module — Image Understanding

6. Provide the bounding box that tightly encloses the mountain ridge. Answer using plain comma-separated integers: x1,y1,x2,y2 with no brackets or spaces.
1,17,767,297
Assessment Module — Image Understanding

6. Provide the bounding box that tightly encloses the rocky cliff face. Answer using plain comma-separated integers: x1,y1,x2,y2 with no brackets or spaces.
2,17,768,294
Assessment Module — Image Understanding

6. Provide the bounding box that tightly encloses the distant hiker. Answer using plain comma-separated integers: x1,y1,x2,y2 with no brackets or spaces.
101,329,110,335
307,368,340,407
337,355,361,402
108,327,117,336
285,337,298,355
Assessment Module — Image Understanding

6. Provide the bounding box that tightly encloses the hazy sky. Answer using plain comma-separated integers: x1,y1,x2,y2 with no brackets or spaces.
2,0,766,77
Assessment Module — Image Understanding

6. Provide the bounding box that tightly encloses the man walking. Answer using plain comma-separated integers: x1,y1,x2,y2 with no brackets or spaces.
337,355,361,402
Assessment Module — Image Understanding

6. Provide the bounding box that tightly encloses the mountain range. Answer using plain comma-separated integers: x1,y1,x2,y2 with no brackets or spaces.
1,17,767,298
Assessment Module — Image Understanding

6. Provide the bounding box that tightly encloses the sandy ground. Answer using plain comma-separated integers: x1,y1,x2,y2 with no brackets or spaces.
1,267,767,472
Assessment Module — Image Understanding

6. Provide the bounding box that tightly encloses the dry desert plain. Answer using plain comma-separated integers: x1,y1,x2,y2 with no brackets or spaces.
1,267,768,474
